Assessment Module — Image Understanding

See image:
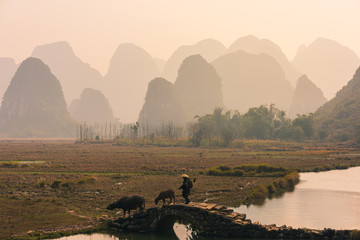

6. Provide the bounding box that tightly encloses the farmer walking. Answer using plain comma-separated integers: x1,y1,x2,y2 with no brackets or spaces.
179,174,193,204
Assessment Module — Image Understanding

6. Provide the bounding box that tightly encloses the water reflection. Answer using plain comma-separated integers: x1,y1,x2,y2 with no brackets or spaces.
234,167,360,229
56,223,191,240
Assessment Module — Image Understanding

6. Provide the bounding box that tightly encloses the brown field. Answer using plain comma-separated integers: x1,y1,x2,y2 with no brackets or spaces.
1,139,360,239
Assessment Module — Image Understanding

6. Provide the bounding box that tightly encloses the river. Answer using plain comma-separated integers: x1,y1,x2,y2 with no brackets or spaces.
55,167,360,239
235,166,360,229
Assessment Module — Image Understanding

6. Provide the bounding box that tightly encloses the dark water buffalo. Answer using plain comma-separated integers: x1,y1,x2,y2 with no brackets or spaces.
155,189,175,205
107,195,145,218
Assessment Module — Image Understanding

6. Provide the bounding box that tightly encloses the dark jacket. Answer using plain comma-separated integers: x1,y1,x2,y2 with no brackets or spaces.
179,178,193,197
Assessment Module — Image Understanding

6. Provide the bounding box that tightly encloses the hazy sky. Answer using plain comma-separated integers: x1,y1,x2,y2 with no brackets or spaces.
1,0,360,75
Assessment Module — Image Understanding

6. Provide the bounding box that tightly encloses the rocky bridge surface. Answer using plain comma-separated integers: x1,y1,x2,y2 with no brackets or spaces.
108,202,355,239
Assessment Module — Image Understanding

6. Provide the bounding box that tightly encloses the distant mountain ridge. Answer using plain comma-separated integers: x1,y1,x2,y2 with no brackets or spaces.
228,35,302,85
212,50,293,113
103,43,159,123
161,39,226,82
31,41,102,104
293,37,360,99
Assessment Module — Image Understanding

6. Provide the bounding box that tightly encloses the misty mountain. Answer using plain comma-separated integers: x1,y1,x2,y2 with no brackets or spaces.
212,51,293,113
175,55,223,119
103,43,159,123
314,66,360,141
0,57,75,137
293,37,360,99
153,58,166,73
162,39,226,82
31,41,102,104
0,58,17,106
69,88,113,124
228,35,302,85
138,78,188,126
288,75,327,118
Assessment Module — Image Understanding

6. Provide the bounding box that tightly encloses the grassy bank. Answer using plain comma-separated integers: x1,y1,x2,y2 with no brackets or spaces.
1,140,360,239
203,164,300,205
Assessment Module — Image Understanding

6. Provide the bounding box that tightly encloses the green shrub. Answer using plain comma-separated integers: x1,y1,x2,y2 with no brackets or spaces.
0,162,18,168
204,164,288,177
266,183,275,194
204,165,244,176
61,182,71,188
77,177,96,185
50,179,62,189
234,164,286,173
218,165,231,171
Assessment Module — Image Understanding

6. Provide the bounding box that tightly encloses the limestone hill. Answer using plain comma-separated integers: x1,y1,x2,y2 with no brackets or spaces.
314,66,360,141
138,78,188,127
103,43,159,123
162,39,226,82
69,88,113,124
288,75,327,118
0,58,75,137
175,55,223,119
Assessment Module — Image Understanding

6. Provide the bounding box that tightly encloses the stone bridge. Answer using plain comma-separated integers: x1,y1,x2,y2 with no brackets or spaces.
108,202,354,239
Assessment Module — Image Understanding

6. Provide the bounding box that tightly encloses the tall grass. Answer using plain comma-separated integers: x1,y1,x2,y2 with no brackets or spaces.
203,164,289,177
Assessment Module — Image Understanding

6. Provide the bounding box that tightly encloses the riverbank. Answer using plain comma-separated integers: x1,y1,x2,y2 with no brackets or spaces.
1,140,360,239
109,202,360,240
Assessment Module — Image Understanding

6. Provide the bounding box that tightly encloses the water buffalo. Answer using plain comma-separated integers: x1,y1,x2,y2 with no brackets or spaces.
155,189,175,205
107,195,145,218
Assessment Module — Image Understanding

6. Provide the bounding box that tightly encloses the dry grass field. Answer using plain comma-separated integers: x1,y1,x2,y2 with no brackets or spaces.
1,139,360,239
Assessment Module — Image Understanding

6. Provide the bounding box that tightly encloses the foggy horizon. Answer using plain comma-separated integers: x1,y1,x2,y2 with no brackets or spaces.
1,0,360,75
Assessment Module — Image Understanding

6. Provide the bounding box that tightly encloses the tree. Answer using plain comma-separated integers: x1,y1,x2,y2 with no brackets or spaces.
131,122,140,142
293,114,314,138
242,105,274,139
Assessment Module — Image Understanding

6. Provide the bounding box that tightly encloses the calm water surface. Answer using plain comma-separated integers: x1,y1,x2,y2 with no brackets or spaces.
234,166,360,229
56,167,360,239
56,223,193,240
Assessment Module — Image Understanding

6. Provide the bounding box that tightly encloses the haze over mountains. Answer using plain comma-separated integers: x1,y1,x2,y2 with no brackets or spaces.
293,37,360,99
175,55,223,119
228,35,302,85
31,41,102,104
103,43,159,123
0,58,17,107
161,39,226,82
1,35,360,138
288,75,327,119
212,50,293,113
69,88,114,124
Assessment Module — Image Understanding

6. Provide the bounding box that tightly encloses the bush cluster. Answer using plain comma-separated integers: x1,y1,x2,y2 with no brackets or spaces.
245,172,300,204
204,164,289,177
190,105,314,147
